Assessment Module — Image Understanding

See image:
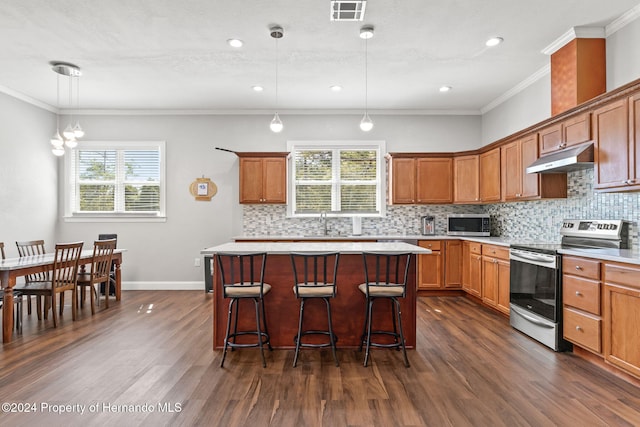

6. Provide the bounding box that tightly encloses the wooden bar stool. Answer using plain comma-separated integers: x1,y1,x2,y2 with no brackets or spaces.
358,252,412,367
290,252,340,367
216,252,272,368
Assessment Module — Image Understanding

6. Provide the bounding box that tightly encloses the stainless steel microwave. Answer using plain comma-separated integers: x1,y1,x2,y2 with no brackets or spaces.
446,214,491,236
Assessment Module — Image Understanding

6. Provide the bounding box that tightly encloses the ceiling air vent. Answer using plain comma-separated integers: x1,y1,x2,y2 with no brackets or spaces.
330,1,367,21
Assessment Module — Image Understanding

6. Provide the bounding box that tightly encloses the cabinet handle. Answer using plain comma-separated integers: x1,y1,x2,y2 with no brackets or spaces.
575,265,583,270
575,291,582,296
575,326,582,332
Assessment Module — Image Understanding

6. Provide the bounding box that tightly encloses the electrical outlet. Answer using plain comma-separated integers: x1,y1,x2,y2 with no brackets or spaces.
194,257,201,267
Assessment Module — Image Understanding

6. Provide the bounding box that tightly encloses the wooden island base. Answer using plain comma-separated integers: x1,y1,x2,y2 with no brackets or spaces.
211,252,418,350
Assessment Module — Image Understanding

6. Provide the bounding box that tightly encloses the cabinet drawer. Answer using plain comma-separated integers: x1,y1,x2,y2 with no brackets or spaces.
563,307,601,353
603,263,640,289
563,275,600,315
419,240,441,251
562,256,600,280
481,245,509,260
468,242,482,254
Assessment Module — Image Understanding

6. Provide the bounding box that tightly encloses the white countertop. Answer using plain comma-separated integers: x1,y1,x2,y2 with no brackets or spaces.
201,241,431,255
559,247,640,266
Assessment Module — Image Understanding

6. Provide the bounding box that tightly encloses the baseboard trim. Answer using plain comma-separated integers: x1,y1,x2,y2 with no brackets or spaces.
122,281,204,291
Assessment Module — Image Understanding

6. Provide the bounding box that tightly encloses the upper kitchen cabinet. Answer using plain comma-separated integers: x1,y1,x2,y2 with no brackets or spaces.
593,92,640,192
238,153,288,204
501,133,567,201
453,148,500,204
389,155,453,204
539,112,591,155
453,155,479,203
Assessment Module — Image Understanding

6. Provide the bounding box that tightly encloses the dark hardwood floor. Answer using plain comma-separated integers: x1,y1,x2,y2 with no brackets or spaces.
1,291,639,426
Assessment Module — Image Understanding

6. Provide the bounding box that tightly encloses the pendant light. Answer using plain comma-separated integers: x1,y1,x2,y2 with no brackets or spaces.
50,62,83,155
270,26,284,133
72,75,85,138
359,26,374,132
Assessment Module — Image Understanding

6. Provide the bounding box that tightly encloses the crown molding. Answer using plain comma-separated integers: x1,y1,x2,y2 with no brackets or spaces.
0,84,56,113
606,3,640,36
64,108,481,116
480,65,550,114
541,26,606,56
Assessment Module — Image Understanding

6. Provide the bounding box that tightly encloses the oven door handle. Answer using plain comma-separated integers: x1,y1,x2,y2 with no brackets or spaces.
510,250,556,264
510,305,554,328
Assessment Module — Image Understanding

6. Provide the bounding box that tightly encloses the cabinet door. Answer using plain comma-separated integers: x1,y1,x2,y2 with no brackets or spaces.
563,112,591,148
501,140,521,200
496,258,511,314
468,252,482,298
453,155,479,203
391,158,416,204
462,242,471,292
593,99,630,190
262,158,286,203
630,92,640,186
239,158,264,203
482,256,498,307
444,240,462,288
520,133,541,199
539,123,563,155
418,241,442,289
416,158,453,203
603,283,640,378
479,148,501,202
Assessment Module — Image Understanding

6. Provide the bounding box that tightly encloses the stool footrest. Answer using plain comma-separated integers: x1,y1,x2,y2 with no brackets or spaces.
226,331,271,349
294,330,338,348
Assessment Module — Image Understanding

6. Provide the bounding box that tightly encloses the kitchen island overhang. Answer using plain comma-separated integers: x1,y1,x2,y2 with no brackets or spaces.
201,241,431,350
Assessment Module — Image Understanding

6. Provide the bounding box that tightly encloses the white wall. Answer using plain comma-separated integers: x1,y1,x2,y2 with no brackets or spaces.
55,113,480,287
607,13,640,90
0,92,58,257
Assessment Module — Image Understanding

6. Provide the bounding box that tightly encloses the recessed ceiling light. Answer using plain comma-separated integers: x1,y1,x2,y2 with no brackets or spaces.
485,37,504,47
330,85,343,92
252,85,264,92
227,39,244,48
439,86,452,93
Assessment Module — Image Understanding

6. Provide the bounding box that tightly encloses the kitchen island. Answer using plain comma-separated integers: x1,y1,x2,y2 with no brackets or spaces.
201,241,431,350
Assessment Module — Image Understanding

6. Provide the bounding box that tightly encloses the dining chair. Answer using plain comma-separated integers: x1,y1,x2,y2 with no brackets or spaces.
0,242,24,333
216,252,272,368
290,252,340,367
76,239,116,314
358,252,412,367
98,234,117,298
15,239,48,319
15,242,84,327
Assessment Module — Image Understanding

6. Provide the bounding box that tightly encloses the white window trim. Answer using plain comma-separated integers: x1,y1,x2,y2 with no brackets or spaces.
286,140,386,218
63,140,167,223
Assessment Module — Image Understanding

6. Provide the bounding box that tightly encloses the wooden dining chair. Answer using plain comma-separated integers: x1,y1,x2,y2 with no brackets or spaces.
15,242,84,327
98,234,118,298
0,242,24,333
76,239,116,314
15,239,48,319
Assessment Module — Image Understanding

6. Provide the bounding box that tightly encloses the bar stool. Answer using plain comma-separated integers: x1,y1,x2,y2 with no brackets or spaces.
290,252,340,367
358,252,412,367
216,252,272,368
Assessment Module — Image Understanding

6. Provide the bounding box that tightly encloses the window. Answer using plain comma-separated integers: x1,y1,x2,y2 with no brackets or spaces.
65,141,166,221
287,140,385,217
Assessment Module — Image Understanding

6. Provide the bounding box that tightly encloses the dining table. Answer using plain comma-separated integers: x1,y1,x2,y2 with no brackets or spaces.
0,249,125,343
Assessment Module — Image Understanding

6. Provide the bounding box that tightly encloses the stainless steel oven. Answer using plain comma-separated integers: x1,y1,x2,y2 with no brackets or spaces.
509,219,631,352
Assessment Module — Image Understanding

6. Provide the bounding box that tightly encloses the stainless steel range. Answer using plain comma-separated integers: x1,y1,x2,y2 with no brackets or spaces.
509,219,631,351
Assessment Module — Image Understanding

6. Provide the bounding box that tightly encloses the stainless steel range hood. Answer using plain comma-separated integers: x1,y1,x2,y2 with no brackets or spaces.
526,141,594,174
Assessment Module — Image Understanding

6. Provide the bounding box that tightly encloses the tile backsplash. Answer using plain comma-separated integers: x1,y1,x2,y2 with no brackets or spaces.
243,168,639,250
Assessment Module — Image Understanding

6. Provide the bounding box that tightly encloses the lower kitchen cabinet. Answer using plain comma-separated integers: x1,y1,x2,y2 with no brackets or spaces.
462,241,482,297
481,244,510,314
444,240,462,288
603,262,640,379
417,241,442,289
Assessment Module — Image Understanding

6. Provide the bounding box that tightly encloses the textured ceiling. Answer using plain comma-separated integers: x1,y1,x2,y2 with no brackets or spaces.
0,0,637,112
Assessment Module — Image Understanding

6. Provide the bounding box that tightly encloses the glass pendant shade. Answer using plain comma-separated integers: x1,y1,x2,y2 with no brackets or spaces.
359,113,374,132
270,112,283,133
72,121,85,138
63,123,75,140
52,147,65,156
64,135,78,149
50,131,64,148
